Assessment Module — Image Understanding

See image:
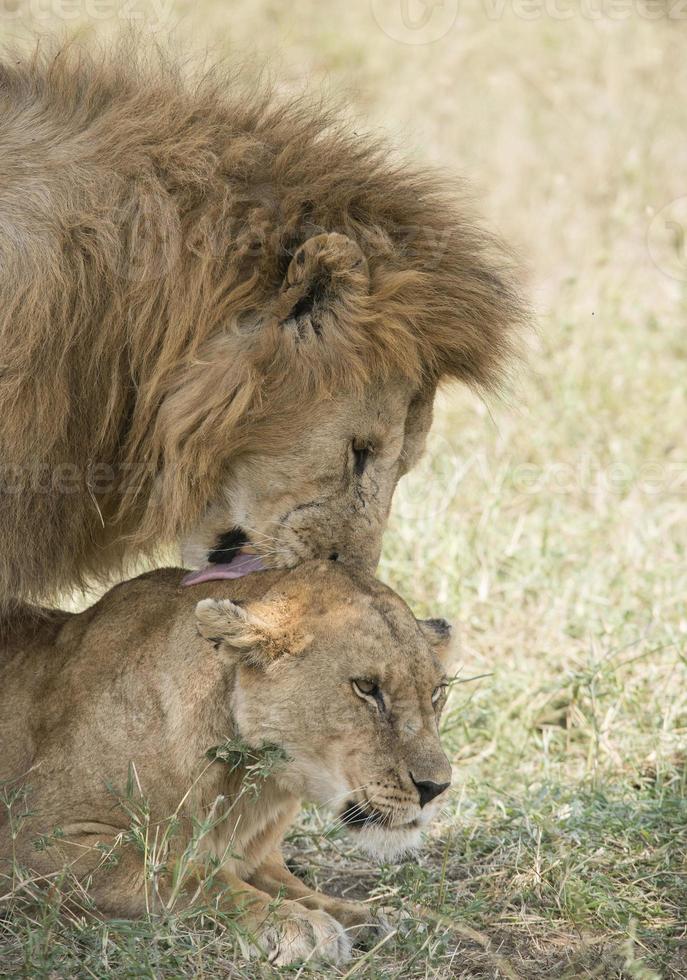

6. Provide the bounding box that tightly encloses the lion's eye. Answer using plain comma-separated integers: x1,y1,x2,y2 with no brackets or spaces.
432,683,448,707
352,678,386,711
351,439,373,476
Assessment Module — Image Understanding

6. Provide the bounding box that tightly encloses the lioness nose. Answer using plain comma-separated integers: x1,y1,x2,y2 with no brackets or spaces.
410,774,450,808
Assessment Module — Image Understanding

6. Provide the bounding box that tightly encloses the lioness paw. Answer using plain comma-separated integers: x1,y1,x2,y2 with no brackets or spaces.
262,906,352,966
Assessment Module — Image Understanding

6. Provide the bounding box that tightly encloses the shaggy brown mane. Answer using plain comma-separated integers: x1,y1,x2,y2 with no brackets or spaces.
0,38,526,611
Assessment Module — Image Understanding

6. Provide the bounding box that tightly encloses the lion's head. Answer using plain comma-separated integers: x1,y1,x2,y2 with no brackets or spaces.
134,141,524,582
195,560,453,859
172,232,438,583
170,219,512,584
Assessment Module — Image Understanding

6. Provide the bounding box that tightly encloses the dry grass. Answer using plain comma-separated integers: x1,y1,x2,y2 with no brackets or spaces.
2,1,687,976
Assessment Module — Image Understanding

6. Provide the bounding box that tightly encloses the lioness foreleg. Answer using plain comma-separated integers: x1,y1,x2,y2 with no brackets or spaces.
201,865,353,965
27,833,352,966
248,850,388,942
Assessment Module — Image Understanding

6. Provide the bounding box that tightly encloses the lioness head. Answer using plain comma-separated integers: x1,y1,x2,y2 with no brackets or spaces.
195,560,453,859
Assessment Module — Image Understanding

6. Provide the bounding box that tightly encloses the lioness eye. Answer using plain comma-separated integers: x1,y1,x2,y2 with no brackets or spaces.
351,439,373,476
352,678,386,711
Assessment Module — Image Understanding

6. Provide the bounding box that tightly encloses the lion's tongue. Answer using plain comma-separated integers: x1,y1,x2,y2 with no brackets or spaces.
181,554,266,586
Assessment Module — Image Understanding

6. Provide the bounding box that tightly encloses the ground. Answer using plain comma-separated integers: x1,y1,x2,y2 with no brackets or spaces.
1,2,686,977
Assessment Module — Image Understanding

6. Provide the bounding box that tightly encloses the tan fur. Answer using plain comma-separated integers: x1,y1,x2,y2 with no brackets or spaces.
0,563,452,965
0,38,526,614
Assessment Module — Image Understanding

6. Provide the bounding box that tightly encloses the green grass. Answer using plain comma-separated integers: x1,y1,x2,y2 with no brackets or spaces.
3,1,687,976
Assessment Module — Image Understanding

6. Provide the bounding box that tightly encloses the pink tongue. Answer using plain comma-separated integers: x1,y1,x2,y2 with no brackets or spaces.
181,554,266,586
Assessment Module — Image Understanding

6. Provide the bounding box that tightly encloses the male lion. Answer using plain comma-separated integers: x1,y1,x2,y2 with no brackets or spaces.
0,562,452,965
0,41,525,615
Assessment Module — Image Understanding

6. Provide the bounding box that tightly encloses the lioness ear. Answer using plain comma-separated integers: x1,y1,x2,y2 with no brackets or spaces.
275,232,370,343
195,598,282,665
418,617,453,660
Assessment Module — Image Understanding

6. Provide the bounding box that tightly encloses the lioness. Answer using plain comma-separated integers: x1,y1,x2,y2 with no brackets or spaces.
0,563,452,965
0,40,525,615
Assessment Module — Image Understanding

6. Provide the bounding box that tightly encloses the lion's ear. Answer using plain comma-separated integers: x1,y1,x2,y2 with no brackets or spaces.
275,232,370,343
195,598,285,666
418,617,453,662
